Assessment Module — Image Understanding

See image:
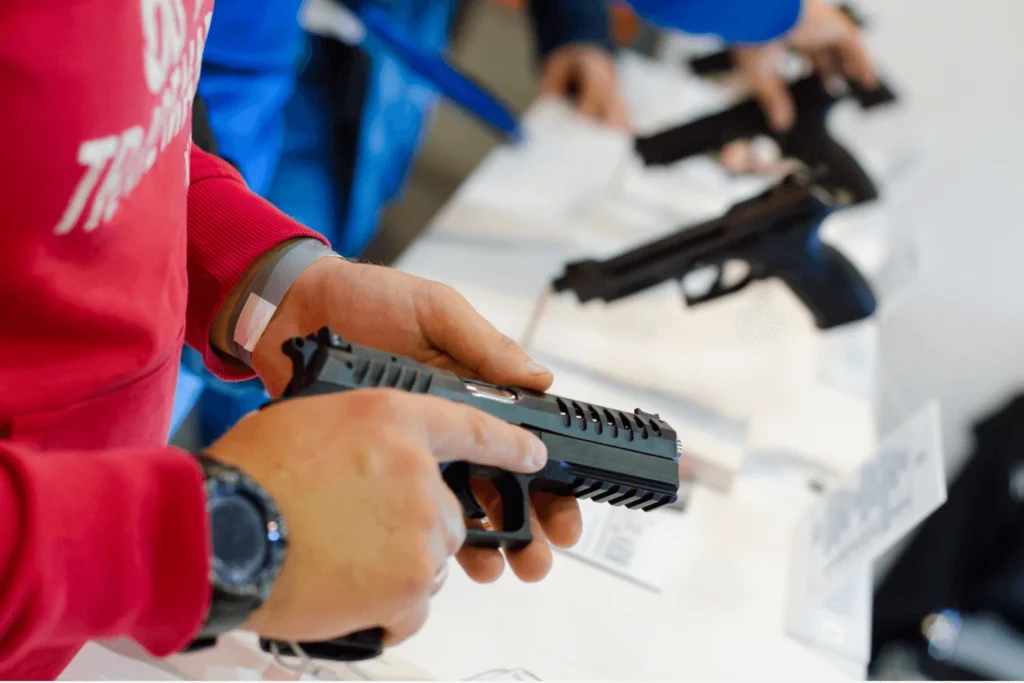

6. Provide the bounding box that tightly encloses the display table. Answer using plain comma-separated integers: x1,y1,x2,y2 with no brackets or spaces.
384,51,903,679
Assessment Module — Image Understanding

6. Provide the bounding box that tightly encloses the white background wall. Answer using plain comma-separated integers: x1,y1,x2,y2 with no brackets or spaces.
865,0,1024,475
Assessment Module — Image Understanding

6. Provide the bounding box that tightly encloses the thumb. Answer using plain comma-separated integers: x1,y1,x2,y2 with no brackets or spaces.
736,45,795,132
423,283,554,391
753,70,795,132
539,52,572,96
835,33,878,89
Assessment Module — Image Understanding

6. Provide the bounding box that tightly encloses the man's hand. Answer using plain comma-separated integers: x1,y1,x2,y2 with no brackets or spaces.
249,258,582,583
252,259,552,397
208,389,547,646
540,44,630,130
722,0,877,175
735,0,876,133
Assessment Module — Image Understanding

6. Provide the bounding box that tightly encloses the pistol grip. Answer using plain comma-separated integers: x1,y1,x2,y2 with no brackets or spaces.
442,462,534,550
259,628,383,663
778,242,877,329
779,128,878,206
256,465,535,665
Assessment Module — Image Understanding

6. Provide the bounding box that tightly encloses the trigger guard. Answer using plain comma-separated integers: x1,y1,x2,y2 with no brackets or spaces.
441,463,487,519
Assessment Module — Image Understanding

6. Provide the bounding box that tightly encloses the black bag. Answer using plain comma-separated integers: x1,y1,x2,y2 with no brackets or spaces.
871,394,1024,676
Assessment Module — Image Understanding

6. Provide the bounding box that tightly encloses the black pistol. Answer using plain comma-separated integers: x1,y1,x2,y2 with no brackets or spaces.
552,173,877,330
687,3,867,77
259,327,681,661
634,72,897,206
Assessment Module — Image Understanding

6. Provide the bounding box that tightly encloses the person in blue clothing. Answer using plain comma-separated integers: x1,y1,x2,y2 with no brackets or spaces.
185,0,875,446
199,0,874,255
201,0,630,255
186,0,630,445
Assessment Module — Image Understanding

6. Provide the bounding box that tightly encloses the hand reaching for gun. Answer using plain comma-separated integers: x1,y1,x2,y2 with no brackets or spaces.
722,0,878,175
541,44,630,130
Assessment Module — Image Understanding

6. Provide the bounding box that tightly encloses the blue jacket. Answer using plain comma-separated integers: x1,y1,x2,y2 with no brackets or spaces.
198,0,801,250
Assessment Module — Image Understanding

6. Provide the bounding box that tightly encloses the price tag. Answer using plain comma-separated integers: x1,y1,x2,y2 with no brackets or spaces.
786,401,946,661
795,401,945,603
559,499,685,591
819,322,878,399
786,566,873,665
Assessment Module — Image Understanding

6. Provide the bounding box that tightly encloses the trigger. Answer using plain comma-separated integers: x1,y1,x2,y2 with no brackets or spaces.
441,463,487,519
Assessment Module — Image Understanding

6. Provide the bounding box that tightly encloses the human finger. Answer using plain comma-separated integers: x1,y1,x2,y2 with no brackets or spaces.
575,74,605,121
736,45,794,132
422,283,554,391
381,599,430,647
811,49,840,82
455,517,506,583
471,482,554,583
602,90,631,130
835,32,877,89
539,53,572,96
532,492,583,549
408,395,547,473
720,140,757,174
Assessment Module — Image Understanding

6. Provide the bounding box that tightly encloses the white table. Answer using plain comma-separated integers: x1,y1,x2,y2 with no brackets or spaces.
386,51,902,679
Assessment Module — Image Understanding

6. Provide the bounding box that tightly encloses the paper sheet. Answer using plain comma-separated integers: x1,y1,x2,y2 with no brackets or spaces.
560,500,688,591
783,404,944,667
787,401,946,611
787,567,874,666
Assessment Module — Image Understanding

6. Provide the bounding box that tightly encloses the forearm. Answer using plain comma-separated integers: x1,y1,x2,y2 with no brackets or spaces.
0,442,209,666
527,0,615,60
208,238,304,370
186,146,327,379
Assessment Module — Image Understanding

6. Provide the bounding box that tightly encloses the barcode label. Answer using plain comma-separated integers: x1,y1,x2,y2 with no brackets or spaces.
786,402,945,665
559,499,685,591
597,515,646,567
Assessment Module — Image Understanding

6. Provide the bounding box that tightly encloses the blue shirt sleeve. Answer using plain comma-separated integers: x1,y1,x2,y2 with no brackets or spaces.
527,0,616,59
627,0,802,44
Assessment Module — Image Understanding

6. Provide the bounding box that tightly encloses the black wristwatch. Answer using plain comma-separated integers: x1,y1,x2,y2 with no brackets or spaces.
191,453,289,642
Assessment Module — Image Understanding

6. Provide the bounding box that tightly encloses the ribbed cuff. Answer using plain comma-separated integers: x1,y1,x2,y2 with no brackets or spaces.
185,149,327,381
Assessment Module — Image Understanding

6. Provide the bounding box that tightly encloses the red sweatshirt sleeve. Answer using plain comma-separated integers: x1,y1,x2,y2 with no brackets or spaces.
186,146,328,380
0,443,210,671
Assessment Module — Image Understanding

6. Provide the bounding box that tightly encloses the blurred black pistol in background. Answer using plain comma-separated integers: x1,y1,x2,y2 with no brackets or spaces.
552,173,877,330
634,72,897,206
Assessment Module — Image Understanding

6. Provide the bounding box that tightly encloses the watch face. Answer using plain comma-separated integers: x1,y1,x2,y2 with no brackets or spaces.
206,475,288,601
210,496,268,586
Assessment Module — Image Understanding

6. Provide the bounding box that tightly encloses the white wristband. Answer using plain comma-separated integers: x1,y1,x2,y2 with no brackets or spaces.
226,239,341,368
